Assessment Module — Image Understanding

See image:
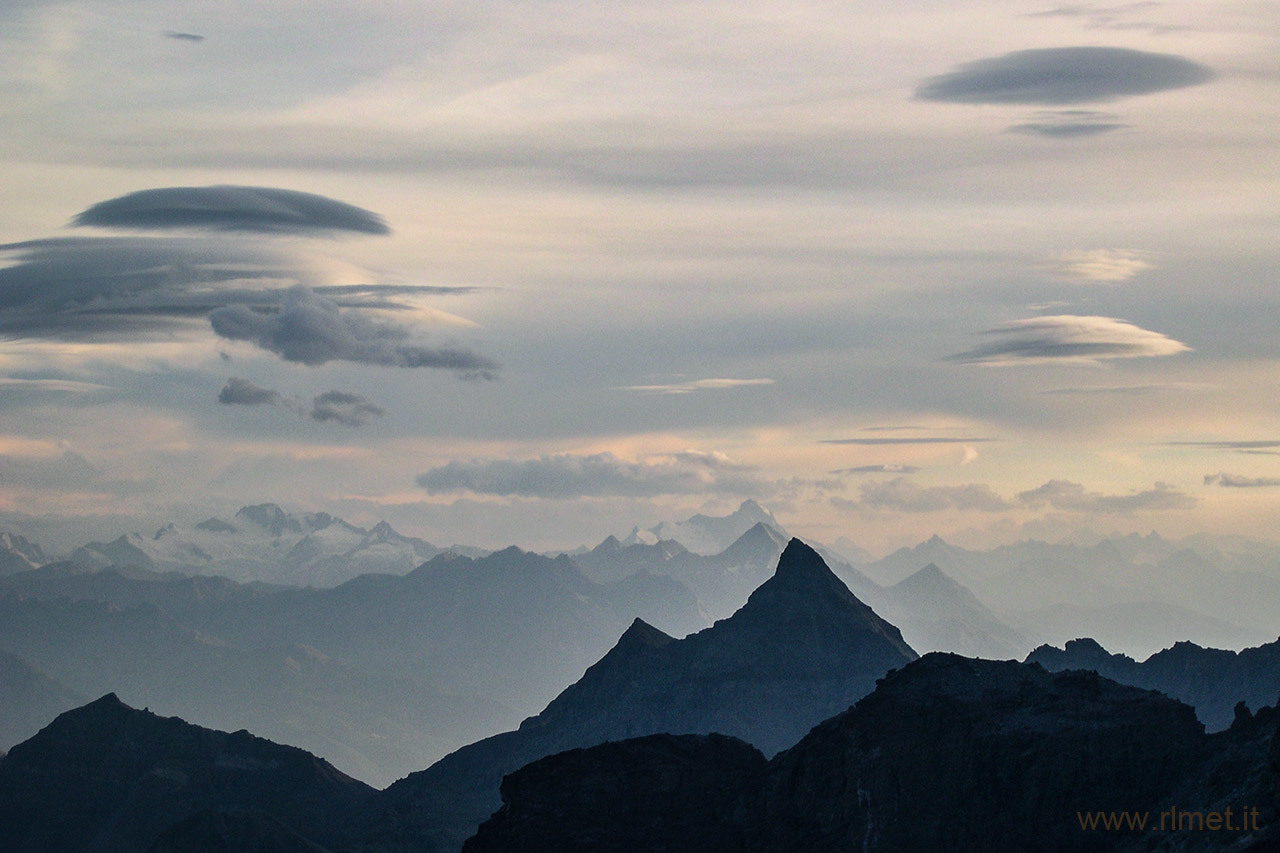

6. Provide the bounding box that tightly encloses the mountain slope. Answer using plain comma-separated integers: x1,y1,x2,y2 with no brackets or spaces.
374,538,917,852
869,563,1028,659
465,654,1212,853
0,647,84,750
0,694,374,853
1027,636,1280,731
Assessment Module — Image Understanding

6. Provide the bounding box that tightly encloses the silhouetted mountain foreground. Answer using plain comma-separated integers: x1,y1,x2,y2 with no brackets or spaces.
0,694,374,853
370,538,917,852
467,655,1279,853
11,657,1275,852
1028,636,1280,732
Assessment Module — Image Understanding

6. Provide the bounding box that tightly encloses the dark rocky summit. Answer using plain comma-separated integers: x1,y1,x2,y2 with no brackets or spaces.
1027,636,1280,731
465,654,1228,853
0,693,373,852
463,734,765,853
371,538,918,852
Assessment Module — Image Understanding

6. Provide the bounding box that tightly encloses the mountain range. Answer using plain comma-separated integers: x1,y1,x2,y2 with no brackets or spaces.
372,539,917,852
466,654,1278,852
2,530,1277,851
1028,635,1280,732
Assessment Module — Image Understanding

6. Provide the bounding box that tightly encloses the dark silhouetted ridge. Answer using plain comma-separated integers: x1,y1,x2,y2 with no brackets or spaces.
0,694,373,852
376,537,916,852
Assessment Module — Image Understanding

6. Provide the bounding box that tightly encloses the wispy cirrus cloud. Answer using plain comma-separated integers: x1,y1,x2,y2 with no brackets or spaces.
831,464,922,475
821,437,996,446
1167,440,1280,453
614,377,774,394
948,315,1190,366
916,47,1214,105
1041,249,1155,283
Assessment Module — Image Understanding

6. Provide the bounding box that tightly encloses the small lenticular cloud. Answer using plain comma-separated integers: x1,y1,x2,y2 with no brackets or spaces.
948,315,1189,366
1043,249,1154,284
615,378,774,394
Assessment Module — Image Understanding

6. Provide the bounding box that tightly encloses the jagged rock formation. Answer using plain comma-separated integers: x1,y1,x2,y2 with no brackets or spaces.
0,532,49,575
465,654,1215,853
1027,636,1280,731
0,694,373,852
370,538,917,853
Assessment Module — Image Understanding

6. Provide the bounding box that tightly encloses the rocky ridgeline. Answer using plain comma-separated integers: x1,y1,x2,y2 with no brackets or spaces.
466,654,1279,853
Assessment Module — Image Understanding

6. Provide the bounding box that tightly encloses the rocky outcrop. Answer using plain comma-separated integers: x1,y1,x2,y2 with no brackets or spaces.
465,654,1211,852
1027,636,1280,731
463,734,765,853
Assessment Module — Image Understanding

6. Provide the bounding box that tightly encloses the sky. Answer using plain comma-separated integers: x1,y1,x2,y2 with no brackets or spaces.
1,0,1278,554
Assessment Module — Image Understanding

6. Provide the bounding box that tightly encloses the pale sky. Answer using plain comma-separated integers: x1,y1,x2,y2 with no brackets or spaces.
2,0,1279,553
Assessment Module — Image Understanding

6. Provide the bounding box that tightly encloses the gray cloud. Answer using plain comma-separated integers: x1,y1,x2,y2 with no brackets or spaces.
1042,383,1181,395
832,464,922,475
1009,118,1129,137
1168,441,1280,451
1016,479,1194,513
209,287,498,374
1204,473,1280,488
217,378,386,426
73,186,389,235
916,47,1214,105
417,451,764,498
310,390,386,427
217,377,294,409
163,31,205,42
856,477,1010,512
948,315,1190,365
0,235,495,374
821,437,995,446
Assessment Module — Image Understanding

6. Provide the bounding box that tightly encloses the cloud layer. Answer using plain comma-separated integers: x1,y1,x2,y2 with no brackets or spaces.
209,287,498,373
839,477,1195,515
417,451,763,498
0,189,494,374
948,315,1190,365
73,186,390,235
916,47,1214,105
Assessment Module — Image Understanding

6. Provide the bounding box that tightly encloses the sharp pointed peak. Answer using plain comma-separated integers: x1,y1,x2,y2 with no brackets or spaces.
617,617,675,649
896,562,955,588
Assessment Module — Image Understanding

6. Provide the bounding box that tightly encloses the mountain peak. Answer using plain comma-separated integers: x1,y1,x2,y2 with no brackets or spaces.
235,504,302,536
719,522,788,563
617,617,675,651
893,562,957,592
